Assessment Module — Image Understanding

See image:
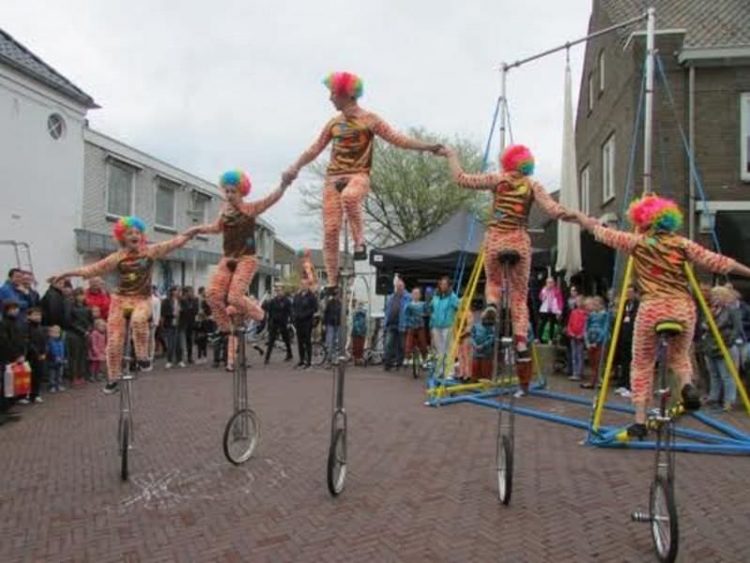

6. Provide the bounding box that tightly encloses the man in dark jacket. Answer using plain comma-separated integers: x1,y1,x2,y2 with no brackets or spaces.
263,285,293,364
292,279,318,369
0,299,27,422
180,286,199,364
41,278,72,329
0,269,30,325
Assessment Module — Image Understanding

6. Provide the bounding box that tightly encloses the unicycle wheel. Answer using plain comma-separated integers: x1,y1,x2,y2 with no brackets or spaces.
496,434,513,505
326,428,347,496
120,423,129,481
650,476,678,563
223,408,260,465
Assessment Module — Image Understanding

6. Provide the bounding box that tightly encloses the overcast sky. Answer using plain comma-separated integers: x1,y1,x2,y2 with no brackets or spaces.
3,0,594,247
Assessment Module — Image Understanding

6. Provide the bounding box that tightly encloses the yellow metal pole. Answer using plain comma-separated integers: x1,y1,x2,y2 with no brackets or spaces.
447,248,485,368
684,263,750,416
592,256,635,431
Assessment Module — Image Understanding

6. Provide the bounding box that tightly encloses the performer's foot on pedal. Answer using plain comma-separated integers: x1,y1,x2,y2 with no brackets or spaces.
626,423,648,440
103,381,119,395
681,383,701,411
353,245,367,260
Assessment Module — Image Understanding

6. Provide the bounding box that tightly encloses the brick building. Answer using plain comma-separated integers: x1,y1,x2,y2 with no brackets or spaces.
575,0,750,280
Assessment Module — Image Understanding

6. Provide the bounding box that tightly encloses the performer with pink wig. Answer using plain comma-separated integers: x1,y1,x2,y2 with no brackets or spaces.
50,216,199,393
444,144,582,396
195,171,288,336
282,71,443,291
579,195,750,437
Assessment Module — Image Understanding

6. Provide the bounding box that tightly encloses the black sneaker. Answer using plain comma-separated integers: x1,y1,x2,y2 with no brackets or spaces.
681,383,701,411
626,423,648,440
138,359,153,372
103,381,119,395
353,245,367,261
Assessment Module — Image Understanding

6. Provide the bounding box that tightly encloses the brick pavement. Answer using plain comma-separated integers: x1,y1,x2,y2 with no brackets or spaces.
1,360,749,562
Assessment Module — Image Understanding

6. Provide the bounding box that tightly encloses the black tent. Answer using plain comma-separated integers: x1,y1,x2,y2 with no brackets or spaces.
369,210,552,294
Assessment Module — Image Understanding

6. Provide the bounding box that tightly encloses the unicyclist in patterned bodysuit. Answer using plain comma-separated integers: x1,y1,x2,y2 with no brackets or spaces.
445,144,581,395
282,71,443,292
50,216,198,394
579,195,750,438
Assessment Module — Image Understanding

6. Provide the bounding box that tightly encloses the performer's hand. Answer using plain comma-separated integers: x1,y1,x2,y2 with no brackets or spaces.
428,143,445,155
183,226,202,239
282,168,298,186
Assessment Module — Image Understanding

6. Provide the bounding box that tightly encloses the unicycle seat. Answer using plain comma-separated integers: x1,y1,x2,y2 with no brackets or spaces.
498,250,520,266
654,320,683,337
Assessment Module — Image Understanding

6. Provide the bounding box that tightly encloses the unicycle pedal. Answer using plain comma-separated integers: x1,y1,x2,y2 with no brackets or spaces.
631,511,651,523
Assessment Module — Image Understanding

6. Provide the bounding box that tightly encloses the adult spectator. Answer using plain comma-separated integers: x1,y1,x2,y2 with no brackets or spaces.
703,286,743,411
323,288,342,365
68,288,93,386
84,277,111,320
383,277,410,371
180,286,199,364
41,278,72,330
0,269,30,324
614,286,639,397
264,285,293,364
161,287,185,368
0,298,27,423
292,279,318,369
430,276,459,378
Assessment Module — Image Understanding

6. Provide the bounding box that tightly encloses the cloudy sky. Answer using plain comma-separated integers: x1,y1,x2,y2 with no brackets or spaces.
3,0,595,247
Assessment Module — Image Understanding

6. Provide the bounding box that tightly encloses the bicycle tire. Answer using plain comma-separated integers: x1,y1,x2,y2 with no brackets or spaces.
312,342,327,366
496,434,513,505
326,428,347,496
120,423,129,481
650,475,679,563
223,408,260,465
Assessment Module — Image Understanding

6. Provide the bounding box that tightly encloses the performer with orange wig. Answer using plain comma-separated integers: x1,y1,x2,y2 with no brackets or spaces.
282,71,443,291
50,216,199,393
579,195,750,437
296,248,318,291
444,144,581,395
196,171,288,335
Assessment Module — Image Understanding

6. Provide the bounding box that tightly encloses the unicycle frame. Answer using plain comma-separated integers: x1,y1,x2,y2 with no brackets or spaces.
493,258,516,505
631,329,680,563
117,310,135,480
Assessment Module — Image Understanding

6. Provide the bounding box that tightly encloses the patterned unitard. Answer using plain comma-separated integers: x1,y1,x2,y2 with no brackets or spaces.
202,187,285,331
593,226,737,407
69,236,190,381
288,107,433,286
450,169,576,345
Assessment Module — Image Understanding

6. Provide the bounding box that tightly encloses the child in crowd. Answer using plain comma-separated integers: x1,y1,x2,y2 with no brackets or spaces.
539,277,563,343
457,306,474,381
565,295,588,382
582,296,610,389
404,288,428,366
194,311,210,364
46,325,67,393
88,319,107,382
471,306,496,382
24,307,47,404
351,300,367,366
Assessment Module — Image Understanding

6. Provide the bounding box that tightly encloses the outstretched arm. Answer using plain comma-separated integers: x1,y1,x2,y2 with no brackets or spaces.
370,114,441,152
195,213,223,236
683,239,750,277
241,185,287,217
283,122,333,182
592,224,641,253
531,182,579,222
146,233,192,260
50,252,122,283
445,148,500,190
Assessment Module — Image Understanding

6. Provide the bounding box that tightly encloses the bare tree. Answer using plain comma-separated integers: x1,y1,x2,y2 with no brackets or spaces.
298,128,487,246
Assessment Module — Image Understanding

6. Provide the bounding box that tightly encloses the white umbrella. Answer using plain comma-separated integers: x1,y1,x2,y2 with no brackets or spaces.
555,54,582,280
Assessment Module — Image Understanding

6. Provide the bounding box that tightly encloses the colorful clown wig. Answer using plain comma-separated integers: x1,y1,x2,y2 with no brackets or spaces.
500,144,535,176
112,216,147,244
219,170,252,196
627,194,683,233
323,71,364,99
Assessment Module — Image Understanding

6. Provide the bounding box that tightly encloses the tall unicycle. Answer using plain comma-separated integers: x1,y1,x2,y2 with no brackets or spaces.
117,307,136,481
494,250,519,505
223,316,260,465
631,321,682,563
326,220,352,496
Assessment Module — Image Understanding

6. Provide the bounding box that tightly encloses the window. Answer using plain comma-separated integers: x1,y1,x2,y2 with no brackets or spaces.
190,192,210,224
47,113,66,139
598,51,605,94
107,162,134,217
155,182,176,228
588,73,595,112
601,134,616,203
580,165,590,215
742,93,750,181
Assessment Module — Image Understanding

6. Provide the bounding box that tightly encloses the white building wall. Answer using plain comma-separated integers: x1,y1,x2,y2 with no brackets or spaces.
0,66,88,284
